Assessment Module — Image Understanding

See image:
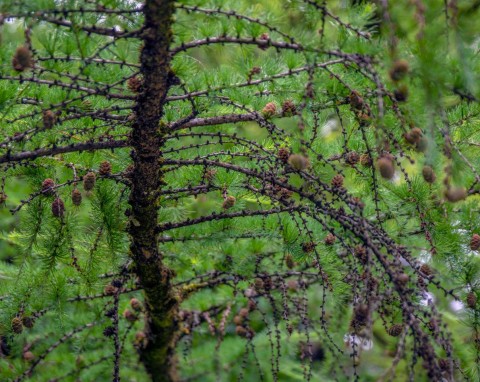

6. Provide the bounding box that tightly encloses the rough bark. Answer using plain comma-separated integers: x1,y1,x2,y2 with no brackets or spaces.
128,1,178,381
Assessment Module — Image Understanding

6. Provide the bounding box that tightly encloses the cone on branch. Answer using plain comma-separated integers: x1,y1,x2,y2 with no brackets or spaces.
389,59,409,81
71,189,82,206
387,324,403,337
422,166,436,183
470,234,480,251
42,110,56,129
42,178,55,196
99,161,112,176
419,264,433,276
444,187,467,203
331,174,344,189
277,147,290,163
11,317,23,334
222,195,236,209
285,253,295,269
288,154,310,171
466,292,477,309
127,76,142,92
345,151,360,165
360,153,373,167
324,233,336,246
404,127,422,144
23,351,35,362
349,91,364,110
51,198,65,218
393,85,408,102
262,102,277,117
12,46,33,71
22,316,34,329
281,100,296,116
83,172,96,191
377,155,395,180
130,298,143,312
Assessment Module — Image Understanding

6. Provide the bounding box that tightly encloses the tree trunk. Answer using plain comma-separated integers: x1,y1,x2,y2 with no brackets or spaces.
128,0,178,381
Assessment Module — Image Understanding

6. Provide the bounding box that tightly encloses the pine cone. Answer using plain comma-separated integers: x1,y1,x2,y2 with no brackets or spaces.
239,308,249,317
235,325,248,338
345,151,359,165
12,46,33,72
466,292,477,309
11,317,23,334
389,59,409,81
422,166,436,183
415,136,428,153
419,263,433,276
233,315,243,325
205,169,217,182
352,304,368,328
254,278,264,290
404,127,422,144
444,187,467,203
331,174,344,188
23,351,35,362
349,91,364,110
354,245,367,264
285,253,295,269
397,273,409,285
281,100,296,116
71,189,82,206
99,161,112,176
324,233,336,246
359,153,373,167
393,85,408,102
42,178,55,195
288,154,310,171
127,77,142,92
262,102,277,117
134,331,147,348
123,309,137,322
377,156,395,179
83,172,96,191
277,147,290,163
287,280,298,291
51,198,65,218
104,284,117,295
130,298,142,312
222,195,236,209
387,324,403,337
42,110,56,129
350,197,365,210
302,241,316,253
103,326,115,337
470,234,480,251
22,316,34,329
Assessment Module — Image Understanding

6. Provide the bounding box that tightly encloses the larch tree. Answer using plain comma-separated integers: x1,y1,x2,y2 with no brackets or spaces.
0,0,479,381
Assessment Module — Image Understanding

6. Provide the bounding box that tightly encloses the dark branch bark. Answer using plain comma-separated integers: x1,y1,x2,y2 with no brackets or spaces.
0,140,128,164
128,1,179,381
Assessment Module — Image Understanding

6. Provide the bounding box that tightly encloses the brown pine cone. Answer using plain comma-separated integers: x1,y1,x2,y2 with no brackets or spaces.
470,234,480,251
331,174,344,189
466,292,477,309
99,161,112,176
83,172,96,191
51,198,65,218
324,233,336,246
387,324,403,337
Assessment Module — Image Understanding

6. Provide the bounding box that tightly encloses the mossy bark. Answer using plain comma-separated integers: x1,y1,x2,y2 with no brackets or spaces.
128,1,178,381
